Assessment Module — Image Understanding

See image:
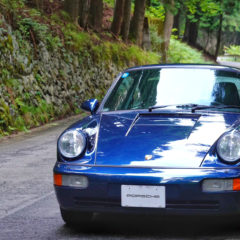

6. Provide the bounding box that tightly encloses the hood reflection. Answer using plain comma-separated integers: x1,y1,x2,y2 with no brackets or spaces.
96,112,237,168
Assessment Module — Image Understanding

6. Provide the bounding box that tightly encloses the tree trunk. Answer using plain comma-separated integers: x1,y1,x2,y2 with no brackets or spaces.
183,17,190,42
142,17,151,50
130,0,146,46
121,0,131,41
79,0,91,29
188,21,199,46
161,0,174,63
146,0,151,7
205,28,210,50
111,0,125,36
88,0,103,32
173,11,180,38
64,0,79,24
26,0,44,10
215,13,223,59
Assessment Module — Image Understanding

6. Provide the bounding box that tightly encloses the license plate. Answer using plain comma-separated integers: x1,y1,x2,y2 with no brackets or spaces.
121,185,166,208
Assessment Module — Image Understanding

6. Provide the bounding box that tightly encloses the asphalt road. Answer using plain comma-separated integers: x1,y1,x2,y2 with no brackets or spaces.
1,115,240,240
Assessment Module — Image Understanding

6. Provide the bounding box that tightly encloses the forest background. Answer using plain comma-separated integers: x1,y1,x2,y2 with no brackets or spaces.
0,0,240,137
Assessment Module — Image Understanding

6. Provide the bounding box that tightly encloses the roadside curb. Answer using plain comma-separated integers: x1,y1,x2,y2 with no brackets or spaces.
0,113,87,143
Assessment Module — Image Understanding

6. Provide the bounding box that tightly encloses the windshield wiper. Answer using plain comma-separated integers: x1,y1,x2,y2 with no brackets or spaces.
191,104,240,113
148,103,198,112
149,104,240,113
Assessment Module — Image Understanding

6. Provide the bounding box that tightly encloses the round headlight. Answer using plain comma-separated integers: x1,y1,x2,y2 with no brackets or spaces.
217,131,240,163
58,130,86,158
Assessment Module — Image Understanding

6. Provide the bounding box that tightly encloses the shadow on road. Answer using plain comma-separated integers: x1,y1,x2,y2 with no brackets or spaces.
58,214,240,239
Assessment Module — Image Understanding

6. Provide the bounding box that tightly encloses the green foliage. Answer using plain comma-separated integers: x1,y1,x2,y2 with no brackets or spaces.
103,0,115,8
168,38,207,63
150,26,163,53
0,34,13,54
123,45,160,66
223,12,240,32
0,97,56,137
224,45,240,56
179,0,221,31
28,8,42,17
183,0,220,17
0,100,13,136
64,29,91,52
1,1,64,59
1,0,25,11
61,20,160,66
18,17,48,40
146,5,165,20
90,41,160,67
13,30,33,58
46,35,63,50
221,0,240,32
181,0,240,33
150,26,206,63
17,16,62,50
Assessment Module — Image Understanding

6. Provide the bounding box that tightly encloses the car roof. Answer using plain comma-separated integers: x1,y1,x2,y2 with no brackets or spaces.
125,64,240,73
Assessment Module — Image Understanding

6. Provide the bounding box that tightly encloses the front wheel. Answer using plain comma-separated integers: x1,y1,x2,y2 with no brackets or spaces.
60,208,93,226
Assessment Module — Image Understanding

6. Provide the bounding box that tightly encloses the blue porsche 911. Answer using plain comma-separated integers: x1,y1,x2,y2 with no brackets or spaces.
54,64,240,225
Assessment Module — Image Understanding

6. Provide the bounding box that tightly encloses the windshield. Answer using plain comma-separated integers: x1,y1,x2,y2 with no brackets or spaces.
103,68,240,112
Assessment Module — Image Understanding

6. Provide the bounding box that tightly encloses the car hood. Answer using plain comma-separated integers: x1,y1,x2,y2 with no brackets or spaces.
95,111,239,168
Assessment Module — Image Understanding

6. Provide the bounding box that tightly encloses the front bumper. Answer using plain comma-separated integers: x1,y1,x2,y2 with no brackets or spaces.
54,163,240,216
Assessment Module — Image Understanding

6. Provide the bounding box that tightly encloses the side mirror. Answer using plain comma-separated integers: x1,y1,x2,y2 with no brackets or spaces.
81,99,99,114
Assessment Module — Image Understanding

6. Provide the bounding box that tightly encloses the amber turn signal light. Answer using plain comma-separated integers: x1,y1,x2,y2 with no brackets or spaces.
233,179,240,191
54,173,88,189
202,178,240,192
54,174,62,186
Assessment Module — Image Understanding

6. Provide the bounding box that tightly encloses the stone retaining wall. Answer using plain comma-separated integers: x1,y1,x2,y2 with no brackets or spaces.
0,16,125,134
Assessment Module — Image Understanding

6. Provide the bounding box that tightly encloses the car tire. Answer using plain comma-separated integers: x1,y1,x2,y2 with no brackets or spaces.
60,208,93,226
